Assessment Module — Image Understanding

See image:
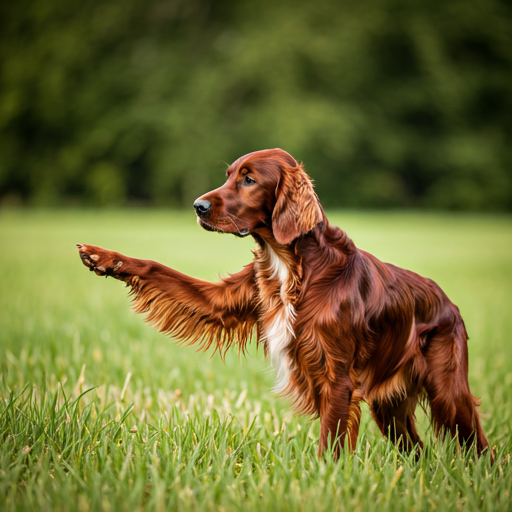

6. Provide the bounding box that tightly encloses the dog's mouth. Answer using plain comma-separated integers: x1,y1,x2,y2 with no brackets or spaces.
235,228,250,238
197,218,250,238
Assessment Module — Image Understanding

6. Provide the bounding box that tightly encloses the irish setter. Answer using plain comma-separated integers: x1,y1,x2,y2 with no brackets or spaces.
78,148,490,459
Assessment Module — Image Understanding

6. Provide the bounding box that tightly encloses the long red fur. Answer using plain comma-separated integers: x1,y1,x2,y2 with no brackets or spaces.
78,148,490,460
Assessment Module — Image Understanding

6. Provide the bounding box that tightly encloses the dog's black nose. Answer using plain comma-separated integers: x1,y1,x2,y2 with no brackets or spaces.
194,199,212,216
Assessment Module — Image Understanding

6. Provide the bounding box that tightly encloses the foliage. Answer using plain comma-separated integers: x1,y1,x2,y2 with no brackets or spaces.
0,0,511,209
0,209,511,510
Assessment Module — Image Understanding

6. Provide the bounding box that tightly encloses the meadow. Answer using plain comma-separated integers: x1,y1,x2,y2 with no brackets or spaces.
1,208,511,512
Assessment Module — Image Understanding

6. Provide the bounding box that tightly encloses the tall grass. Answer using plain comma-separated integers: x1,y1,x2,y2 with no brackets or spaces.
1,209,511,511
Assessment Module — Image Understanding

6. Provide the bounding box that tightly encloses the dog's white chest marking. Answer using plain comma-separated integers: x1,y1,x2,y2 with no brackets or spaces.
264,246,295,393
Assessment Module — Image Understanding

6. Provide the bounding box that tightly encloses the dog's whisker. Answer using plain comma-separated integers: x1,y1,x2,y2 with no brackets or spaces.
226,214,244,235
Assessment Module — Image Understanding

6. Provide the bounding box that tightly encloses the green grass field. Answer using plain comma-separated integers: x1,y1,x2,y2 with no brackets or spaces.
1,209,511,512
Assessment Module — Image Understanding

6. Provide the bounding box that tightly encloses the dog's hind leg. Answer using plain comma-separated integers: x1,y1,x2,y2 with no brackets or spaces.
423,316,490,457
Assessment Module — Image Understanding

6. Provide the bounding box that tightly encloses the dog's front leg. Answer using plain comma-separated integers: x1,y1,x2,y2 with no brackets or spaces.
77,243,150,281
76,244,258,352
318,375,358,460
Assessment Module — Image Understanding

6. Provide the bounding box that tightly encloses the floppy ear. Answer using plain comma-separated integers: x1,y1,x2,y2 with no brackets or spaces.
272,163,323,245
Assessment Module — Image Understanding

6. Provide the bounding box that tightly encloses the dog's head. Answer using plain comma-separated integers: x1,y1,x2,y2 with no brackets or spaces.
194,149,323,245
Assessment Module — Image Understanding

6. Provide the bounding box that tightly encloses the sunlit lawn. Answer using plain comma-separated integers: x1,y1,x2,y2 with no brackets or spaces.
1,208,511,511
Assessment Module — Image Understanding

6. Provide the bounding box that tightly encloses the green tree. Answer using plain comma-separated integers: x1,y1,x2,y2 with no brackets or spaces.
1,0,511,209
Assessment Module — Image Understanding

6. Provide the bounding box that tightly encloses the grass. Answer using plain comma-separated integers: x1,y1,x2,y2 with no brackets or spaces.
1,208,511,512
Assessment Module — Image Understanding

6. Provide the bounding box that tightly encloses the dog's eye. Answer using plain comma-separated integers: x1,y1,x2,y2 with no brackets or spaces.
243,176,256,185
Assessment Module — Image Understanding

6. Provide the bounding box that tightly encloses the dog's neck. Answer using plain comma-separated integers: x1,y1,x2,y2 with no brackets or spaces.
251,215,356,305
252,227,301,269
253,212,355,260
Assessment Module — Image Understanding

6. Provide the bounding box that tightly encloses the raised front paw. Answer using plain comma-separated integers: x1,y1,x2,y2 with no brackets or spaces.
77,243,124,277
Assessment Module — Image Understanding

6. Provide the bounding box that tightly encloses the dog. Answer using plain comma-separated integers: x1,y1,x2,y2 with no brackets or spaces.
78,148,490,459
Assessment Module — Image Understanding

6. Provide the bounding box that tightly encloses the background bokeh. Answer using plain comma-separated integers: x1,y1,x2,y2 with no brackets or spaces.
1,0,511,210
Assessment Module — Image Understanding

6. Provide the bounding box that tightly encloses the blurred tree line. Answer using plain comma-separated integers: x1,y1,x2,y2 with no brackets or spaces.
1,0,511,209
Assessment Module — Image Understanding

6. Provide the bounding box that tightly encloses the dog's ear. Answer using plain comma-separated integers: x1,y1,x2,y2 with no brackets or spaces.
272,162,323,245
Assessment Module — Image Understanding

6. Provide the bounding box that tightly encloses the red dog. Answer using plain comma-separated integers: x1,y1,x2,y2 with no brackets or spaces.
78,148,490,459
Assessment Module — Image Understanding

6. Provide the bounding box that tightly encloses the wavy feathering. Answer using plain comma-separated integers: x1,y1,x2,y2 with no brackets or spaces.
127,266,259,357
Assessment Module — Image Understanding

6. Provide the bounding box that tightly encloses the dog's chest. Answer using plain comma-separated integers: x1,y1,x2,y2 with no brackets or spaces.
257,246,296,393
